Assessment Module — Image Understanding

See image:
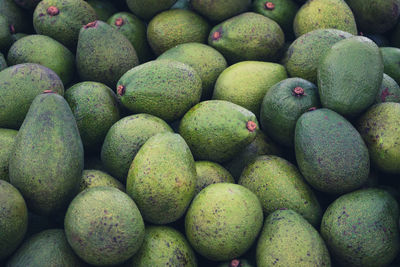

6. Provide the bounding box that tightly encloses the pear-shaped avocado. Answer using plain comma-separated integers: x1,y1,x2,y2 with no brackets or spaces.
0,129,17,182
76,20,139,87
126,132,196,224
375,73,400,103
191,0,251,22
126,0,177,20
9,92,84,216
79,169,124,193
195,161,234,195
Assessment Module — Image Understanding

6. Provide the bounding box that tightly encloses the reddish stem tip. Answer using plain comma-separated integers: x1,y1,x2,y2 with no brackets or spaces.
265,2,275,10
84,21,98,29
212,31,221,40
246,121,257,132
9,24,15,34
43,90,54,94
293,86,305,96
308,107,317,111
230,259,240,267
115,18,124,27
47,6,59,16
117,85,126,96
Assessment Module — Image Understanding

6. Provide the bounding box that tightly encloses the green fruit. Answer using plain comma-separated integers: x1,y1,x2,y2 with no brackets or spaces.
195,161,234,195
375,73,400,103
318,36,383,117
260,78,320,147
212,61,287,115
6,229,85,266
101,114,173,182
0,0,29,33
76,20,138,88
65,81,120,150
117,59,202,122
147,9,210,56
321,188,399,266
0,180,28,260
179,100,258,163
0,14,12,52
381,47,400,85
0,128,17,181
293,0,357,38
158,42,228,99
281,28,352,84
208,12,284,64
79,169,124,193
295,108,370,194
256,209,331,267
130,226,197,267
33,0,97,48
191,0,251,22
65,186,145,266
126,0,177,20
357,102,400,174
0,52,6,70
7,35,75,85
108,12,152,63
185,183,263,261
86,0,117,21
9,92,83,216
126,132,196,224
0,63,64,129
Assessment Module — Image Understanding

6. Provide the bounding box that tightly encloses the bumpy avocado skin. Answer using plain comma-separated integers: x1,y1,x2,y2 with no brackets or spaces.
0,129,17,181
64,186,145,266
76,20,138,88
158,42,227,100
256,209,331,267
126,133,196,224
375,73,400,103
293,0,357,38
0,180,28,261
117,59,202,122
7,35,75,85
79,169,124,193
321,188,399,267
126,0,177,20
185,183,263,261
357,102,400,174
381,47,400,86
195,161,234,195
295,108,370,194
130,226,197,267
6,229,85,267
208,12,284,64
282,29,352,84
318,36,383,117
239,155,322,226
179,100,258,163
9,93,84,216
191,0,251,22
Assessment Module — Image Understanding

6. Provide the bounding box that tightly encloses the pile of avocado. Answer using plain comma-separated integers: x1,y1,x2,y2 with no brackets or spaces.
1,0,400,266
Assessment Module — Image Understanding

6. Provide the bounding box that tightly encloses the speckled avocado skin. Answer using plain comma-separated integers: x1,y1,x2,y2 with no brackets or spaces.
126,132,196,224
195,161,234,195
321,188,399,267
0,129,17,182
76,20,139,88
357,102,400,174
130,226,197,267
185,183,263,261
256,209,331,267
375,74,400,103
239,155,321,226
64,186,145,266
79,170,124,193
380,47,400,86
126,0,177,20
295,108,370,194
6,229,85,267
9,92,84,216
0,180,28,261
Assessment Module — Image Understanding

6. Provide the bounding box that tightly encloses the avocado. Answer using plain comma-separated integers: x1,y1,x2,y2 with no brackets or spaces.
86,0,117,21
321,188,399,266
130,226,197,267
375,73,400,103
0,180,28,261
126,0,177,20
158,42,228,100
295,108,370,194
380,47,400,85
126,132,196,224
256,209,331,267
0,52,6,70
65,81,120,151
293,0,357,38
147,9,210,56
76,20,139,88
117,59,202,122
65,186,145,266
9,92,83,216
195,161,234,195
0,63,64,129
6,229,85,266
33,0,97,49
0,129,17,181
185,183,263,261
0,14,12,52
208,12,284,64
79,169,124,193
191,0,251,22
179,100,258,163
357,102,400,174
318,36,383,117
0,0,29,33
212,61,287,116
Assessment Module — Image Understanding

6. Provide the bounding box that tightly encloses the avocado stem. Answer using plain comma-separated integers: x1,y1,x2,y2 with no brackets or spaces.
265,2,275,10
212,31,221,41
308,107,317,111
230,259,240,267
47,6,59,16
43,90,54,94
115,18,124,27
84,21,98,29
293,86,305,97
117,85,126,96
246,121,257,132
9,24,15,34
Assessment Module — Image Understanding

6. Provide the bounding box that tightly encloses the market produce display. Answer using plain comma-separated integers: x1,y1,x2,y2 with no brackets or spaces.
0,0,400,266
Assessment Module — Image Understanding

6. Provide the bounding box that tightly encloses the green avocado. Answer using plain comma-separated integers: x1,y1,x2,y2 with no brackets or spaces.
191,0,251,22
380,47,400,85
79,169,124,193
195,161,234,195
0,14,12,52
126,0,177,20
0,129,17,181
375,73,400,103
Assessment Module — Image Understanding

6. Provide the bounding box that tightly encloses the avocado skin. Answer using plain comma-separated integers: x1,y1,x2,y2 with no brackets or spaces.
0,129,17,182
191,0,251,22
380,47,400,86
79,169,124,193
9,92,84,216
0,52,6,70
0,14,12,52
86,0,117,21
295,108,370,194
321,188,399,267
375,73,400,103
126,0,177,20
195,161,234,195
